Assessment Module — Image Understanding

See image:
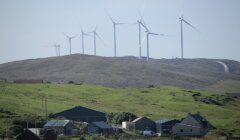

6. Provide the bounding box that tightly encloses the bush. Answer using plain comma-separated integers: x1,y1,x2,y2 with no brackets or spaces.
107,112,137,124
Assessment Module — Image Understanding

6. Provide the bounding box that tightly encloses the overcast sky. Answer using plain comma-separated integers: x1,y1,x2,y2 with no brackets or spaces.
0,0,240,64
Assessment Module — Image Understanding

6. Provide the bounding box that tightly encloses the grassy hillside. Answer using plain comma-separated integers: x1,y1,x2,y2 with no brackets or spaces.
0,83,240,137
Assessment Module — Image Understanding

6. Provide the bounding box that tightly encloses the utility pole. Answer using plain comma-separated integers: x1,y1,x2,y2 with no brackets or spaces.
45,99,48,119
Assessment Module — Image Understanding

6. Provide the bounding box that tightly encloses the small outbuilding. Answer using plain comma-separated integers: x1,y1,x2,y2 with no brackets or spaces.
172,113,215,137
44,120,74,135
88,121,113,134
131,116,156,132
15,129,40,140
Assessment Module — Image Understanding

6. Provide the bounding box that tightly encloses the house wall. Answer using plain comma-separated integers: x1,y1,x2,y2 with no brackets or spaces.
64,123,74,135
172,123,205,136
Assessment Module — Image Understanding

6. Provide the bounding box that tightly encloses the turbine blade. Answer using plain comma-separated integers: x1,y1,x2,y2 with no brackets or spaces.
116,22,125,25
105,11,114,23
140,21,148,31
183,19,199,32
63,33,70,38
96,32,107,46
140,34,147,46
149,32,158,35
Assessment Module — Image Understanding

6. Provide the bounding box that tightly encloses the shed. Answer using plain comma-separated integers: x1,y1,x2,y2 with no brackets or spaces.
88,121,113,134
131,116,156,132
44,120,74,135
53,106,106,122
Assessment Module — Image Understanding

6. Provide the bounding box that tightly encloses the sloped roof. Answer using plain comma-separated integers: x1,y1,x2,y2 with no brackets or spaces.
156,119,180,125
15,129,40,140
132,116,154,123
132,116,144,123
91,121,112,129
54,106,106,120
44,120,70,127
189,113,215,129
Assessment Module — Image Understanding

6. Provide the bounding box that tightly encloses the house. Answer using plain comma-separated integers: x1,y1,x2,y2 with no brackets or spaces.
53,106,106,122
44,120,74,135
172,113,215,137
15,129,40,140
130,116,156,132
87,121,113,134
155,119,180,135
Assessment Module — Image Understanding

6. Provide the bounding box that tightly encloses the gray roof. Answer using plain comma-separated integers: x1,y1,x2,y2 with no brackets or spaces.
44,120,70,127
91,121,112,129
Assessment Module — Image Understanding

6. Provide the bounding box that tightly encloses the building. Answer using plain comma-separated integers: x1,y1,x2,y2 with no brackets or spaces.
53,106,106,122
15,129,40,140
130,116,156,132
172,113,215,137
44,120,74,135
155,119,180,135
44,129,57,140
88,121,113,134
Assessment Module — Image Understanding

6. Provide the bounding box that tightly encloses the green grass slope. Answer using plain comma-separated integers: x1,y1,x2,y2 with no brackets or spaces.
0,83,240,137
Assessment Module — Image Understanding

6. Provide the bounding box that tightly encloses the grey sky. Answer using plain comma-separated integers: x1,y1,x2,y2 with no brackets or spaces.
0,0,240,64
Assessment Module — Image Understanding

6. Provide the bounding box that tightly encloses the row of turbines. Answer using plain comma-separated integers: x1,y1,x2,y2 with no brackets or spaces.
48,15,198,61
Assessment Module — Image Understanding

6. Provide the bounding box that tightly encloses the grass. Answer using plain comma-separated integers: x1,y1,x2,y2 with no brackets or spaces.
0,83,240,138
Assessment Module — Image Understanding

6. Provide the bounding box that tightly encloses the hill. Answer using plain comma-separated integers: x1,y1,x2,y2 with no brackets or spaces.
0,54,240,92
0,83,239,138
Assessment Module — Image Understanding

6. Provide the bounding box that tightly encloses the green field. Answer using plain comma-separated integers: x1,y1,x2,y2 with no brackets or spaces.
0,83,240,138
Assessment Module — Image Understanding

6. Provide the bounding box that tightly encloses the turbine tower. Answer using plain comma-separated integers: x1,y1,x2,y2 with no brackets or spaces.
80,28,90,54
137,19,142,59
64,34,78,55
179,15,199,59
89,27,105,56
108,15,124,57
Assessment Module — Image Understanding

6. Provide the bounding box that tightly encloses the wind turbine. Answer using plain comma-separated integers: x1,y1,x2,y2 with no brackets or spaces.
89,27,105,56
179,15,199,59
108,15,125,57
80,28,91,54
45,43,61,56
64,33,78,55
140,19,165,61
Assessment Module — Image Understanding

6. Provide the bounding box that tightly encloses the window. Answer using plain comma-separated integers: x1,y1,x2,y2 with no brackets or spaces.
180,129,183,132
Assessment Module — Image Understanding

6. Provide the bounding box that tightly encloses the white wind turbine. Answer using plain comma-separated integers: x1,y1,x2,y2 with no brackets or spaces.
108,14,125,57
89,27,106,56
80,28,91,54
179,15,199,59
64,33,78,55
140,19,166,61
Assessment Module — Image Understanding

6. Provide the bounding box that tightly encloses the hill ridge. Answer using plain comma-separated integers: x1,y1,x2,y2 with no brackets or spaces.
0,54,240,91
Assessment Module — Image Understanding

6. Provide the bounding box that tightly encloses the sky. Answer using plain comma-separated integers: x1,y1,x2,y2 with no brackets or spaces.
0,0,240,64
